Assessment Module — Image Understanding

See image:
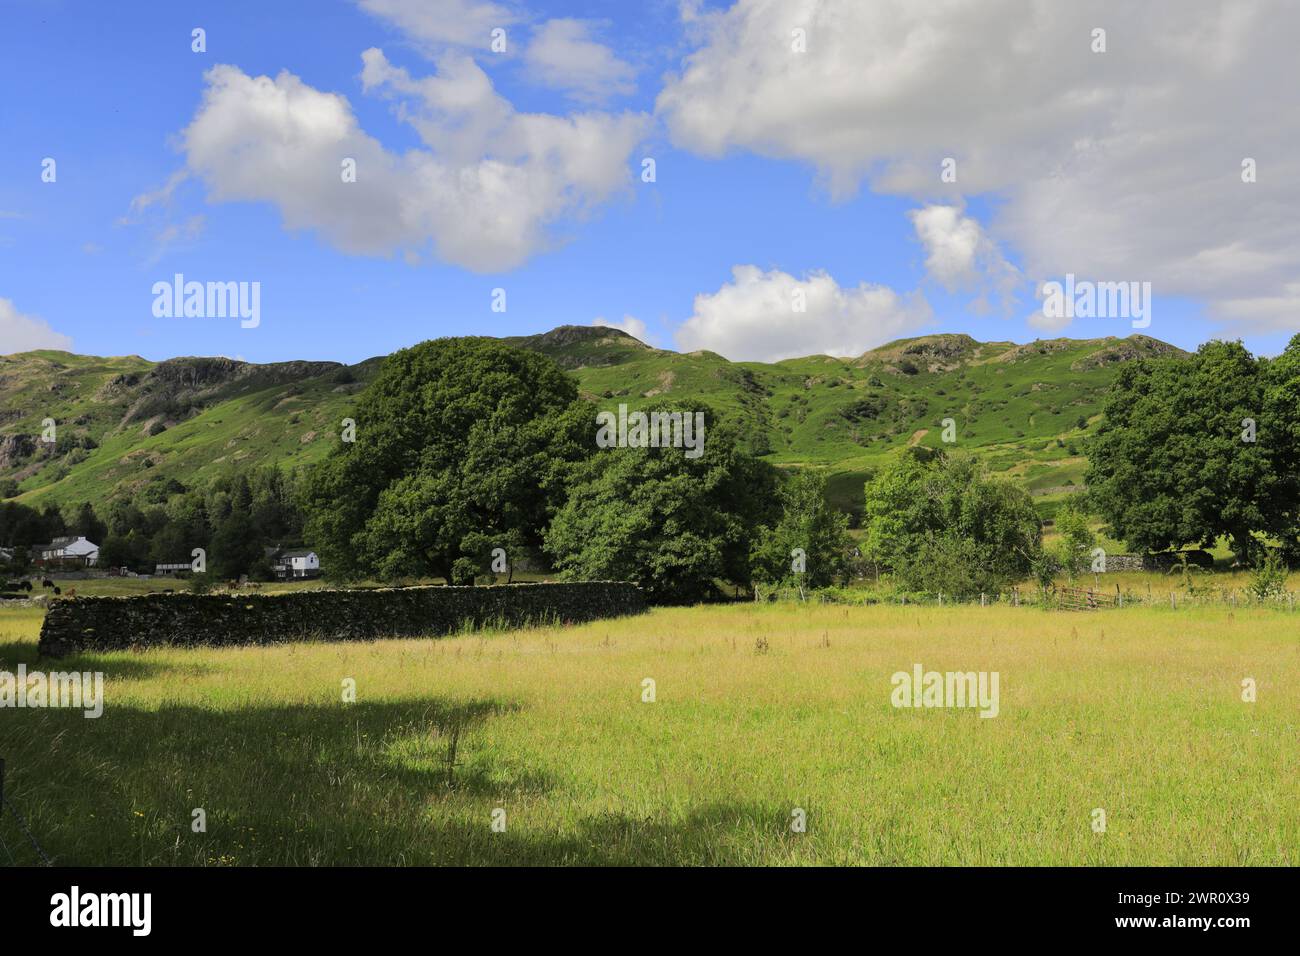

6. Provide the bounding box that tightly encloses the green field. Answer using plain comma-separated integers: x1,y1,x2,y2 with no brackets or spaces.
2,598,1295,866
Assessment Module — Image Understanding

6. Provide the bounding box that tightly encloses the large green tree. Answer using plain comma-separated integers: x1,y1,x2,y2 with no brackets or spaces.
303,338,584,583
862,450,1041,596
1086,340,1272,563
543,404,779,603
1262,333,1300,560
750,470,852,589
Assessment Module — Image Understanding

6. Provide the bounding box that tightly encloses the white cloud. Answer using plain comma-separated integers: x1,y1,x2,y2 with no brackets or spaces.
1213,281,1300,331
524,19,636,103
0,298,73,353
180,57,648,272
121,169,190,224
909,204,1019,311
676,265,931,362
120,170,206,265
593,314,648,342
145,214,206,266
657,0,1300,333
355,0,518,51
1026,287,1072,333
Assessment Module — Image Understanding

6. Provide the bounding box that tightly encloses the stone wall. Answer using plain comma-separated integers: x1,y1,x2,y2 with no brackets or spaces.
37,582,645,658
1101,553,1146,572
1102,550,1215,572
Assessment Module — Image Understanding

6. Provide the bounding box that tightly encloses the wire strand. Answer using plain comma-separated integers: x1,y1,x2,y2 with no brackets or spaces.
4,801,52,866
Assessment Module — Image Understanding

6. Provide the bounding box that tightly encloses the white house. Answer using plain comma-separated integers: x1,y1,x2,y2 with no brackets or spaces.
270,548,320,579
35,535,99,568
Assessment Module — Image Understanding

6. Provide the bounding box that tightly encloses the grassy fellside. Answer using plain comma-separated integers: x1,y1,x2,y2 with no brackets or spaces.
0,602,1295,865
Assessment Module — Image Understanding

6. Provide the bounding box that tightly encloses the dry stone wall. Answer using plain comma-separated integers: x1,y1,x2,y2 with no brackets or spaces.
1102,551,1215,572
38,582,645,657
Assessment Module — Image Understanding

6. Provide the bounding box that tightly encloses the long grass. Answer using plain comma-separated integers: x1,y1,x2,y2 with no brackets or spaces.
0,601,1295,865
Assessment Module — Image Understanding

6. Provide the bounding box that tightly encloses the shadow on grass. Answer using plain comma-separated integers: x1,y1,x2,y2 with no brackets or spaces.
0,638,213,681
0,698,528,866
0,696,796,866
425,802,798,866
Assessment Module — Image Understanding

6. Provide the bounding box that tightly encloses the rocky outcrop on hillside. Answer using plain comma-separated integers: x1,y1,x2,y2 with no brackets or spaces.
119,357,343,426
0,433,37,469
504,325,657,369
1071,335,1187,371
857,334,981,372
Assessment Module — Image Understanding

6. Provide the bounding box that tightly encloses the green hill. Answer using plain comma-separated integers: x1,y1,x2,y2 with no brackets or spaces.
0,327,1186,517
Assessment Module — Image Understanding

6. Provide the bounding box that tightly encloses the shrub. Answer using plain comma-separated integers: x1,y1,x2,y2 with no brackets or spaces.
750,471,852,589
862,450,1043,598
1053,503,1096,580
1249,551,1288,600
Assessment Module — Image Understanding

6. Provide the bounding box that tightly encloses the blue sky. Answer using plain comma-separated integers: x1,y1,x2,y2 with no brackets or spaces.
1,0,1294,364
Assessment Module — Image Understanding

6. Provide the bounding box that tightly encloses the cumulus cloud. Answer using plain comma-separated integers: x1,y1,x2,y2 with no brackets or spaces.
593,314,648,342
524,19,636,103
179,56,648,272
676,265,931,362
909,204,1019,311
1026,283,1073,333
0,298,73,353
657,0,1300,332
355,0,518,51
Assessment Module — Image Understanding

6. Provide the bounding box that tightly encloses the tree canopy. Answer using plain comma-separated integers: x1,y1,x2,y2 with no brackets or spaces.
862,450,1041,596
750,469,852,589
303,338,585,583
543,403,778,602
1086,340,1275,563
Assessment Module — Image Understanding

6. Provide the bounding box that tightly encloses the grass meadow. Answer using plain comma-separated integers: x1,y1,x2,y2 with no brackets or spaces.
1,599,1296,866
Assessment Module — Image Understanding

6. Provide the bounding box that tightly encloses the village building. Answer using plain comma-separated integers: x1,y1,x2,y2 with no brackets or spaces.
266,547,321,580
33,535,100,568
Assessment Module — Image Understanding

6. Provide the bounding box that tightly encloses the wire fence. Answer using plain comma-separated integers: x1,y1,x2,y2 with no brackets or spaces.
754,582,1300,612
0,758,53,866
